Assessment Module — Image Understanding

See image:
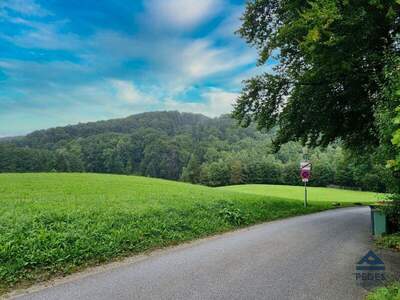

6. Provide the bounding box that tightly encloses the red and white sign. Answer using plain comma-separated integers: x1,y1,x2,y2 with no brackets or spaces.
300,161,311,183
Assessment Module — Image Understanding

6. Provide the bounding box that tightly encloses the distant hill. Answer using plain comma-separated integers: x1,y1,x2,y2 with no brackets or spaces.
15,111,213,149
0,136,23,142
0,111,390,192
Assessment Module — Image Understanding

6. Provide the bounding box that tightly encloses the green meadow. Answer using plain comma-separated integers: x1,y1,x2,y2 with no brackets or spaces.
0,173,378,293
219,184,384,204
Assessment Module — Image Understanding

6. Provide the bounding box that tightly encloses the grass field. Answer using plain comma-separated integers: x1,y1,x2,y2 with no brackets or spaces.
0,173,378,293
218,184,384,204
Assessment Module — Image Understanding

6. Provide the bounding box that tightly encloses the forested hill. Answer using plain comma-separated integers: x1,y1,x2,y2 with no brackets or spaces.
17,111,213,149
0,111,390,192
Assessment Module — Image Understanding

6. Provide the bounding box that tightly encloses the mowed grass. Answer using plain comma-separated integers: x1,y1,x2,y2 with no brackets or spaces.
218,184,384,204
0,174,350,293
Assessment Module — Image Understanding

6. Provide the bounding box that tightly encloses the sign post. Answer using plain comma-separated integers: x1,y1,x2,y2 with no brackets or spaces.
300,162,311,208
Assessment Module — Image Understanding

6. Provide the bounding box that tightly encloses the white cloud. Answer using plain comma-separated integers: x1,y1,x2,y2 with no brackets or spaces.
180,39,254,79
0,0,50,17
211,5,244,39
0,7,255,86
164,88,238,117
145,0,222,29
0,78,161,134
110,80,158,104
0,59,90,87
1,19,82,51
88,32,255,85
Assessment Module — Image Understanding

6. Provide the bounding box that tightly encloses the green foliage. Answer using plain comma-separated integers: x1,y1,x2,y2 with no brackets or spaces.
376,234,400,251
234,0,400,150
229,160,245,185
382,194,400,231
218,202,246,226
376,55,400,177
0,173,334,292
0,144,56,172
366,283,400,300
181,154,201,183
389,105,400,173
375,56,400,229
205,160,231,186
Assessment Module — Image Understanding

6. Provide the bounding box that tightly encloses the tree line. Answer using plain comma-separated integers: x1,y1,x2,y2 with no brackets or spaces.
0,111,391,192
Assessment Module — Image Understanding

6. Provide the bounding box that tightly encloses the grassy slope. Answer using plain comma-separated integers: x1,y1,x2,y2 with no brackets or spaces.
0,173,371,293
218,184,384,204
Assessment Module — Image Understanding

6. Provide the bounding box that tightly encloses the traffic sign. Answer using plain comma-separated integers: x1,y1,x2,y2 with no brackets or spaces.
300,162,311,182
300,161,311,208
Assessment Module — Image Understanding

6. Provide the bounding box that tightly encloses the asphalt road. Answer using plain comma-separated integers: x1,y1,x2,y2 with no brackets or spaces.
12,207,374,300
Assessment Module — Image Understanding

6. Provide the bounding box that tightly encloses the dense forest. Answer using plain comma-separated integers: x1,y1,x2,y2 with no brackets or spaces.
0,111,391,192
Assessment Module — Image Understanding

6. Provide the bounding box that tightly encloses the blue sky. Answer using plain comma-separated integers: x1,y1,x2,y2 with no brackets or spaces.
0,0,272,137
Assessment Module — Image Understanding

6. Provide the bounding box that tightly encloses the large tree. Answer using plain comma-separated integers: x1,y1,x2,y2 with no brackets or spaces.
234,0,400,150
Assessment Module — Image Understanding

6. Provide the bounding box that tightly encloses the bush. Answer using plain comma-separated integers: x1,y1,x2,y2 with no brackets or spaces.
382,194,400,232
376,234,400,251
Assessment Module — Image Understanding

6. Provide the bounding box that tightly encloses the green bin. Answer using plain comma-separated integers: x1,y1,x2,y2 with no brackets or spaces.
370,206,387,236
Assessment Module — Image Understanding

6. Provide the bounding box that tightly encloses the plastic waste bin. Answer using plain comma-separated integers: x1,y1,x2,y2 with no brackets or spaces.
370,206,387,236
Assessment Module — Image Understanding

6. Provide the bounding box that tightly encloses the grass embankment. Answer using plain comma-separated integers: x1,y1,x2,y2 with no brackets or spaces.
0,173,378,293
219,184,384,204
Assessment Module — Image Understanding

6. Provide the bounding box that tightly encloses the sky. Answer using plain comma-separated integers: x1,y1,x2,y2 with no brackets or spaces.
0,0,273,137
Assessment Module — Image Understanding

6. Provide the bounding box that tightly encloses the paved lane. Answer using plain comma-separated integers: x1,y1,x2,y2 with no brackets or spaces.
13,207,373,300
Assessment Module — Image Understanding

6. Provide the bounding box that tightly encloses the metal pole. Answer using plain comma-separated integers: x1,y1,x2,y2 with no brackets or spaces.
304,181,308,208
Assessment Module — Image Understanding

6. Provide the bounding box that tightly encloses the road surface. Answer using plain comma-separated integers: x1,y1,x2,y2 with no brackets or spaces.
12,207,374,300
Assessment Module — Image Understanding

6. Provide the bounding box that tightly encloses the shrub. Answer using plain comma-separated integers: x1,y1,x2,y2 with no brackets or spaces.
376,234,400,252
382,194,400,233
